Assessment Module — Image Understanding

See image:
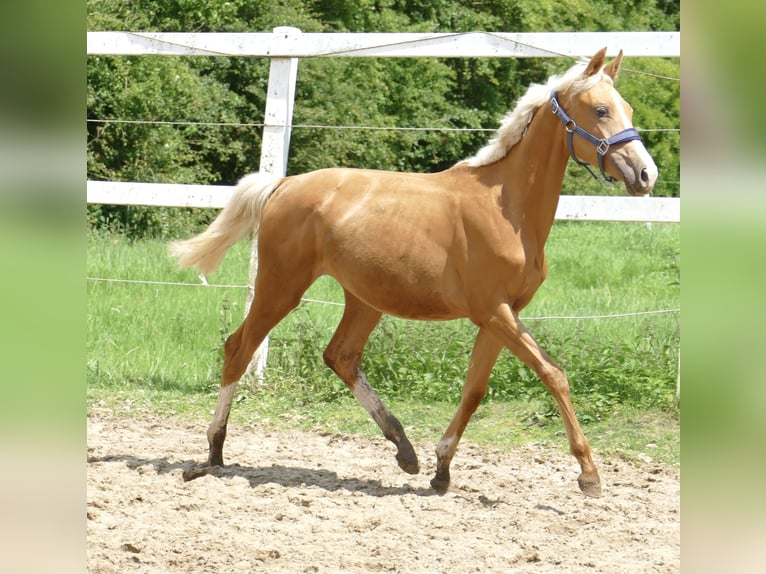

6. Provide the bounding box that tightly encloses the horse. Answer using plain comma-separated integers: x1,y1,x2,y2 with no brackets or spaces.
171,48,657,497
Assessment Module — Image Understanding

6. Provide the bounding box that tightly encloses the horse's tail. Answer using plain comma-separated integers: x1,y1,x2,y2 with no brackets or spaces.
169,172,281,275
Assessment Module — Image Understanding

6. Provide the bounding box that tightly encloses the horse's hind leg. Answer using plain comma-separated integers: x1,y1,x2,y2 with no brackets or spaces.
323,290,419,475
206,267,314,468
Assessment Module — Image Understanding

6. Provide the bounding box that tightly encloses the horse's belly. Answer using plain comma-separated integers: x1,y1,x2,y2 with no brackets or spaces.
326,248,468,321
355,291,464,321
352,283,463,321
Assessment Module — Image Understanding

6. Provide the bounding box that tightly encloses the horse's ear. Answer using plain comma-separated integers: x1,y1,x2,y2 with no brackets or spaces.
583,47,608,77
603,49,624,80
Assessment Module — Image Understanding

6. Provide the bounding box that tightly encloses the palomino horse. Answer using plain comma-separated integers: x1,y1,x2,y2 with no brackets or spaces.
172,48,657,497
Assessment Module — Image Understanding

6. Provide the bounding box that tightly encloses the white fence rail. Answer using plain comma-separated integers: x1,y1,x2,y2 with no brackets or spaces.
86,180,681,223
87,29,681,374
87,30,678,58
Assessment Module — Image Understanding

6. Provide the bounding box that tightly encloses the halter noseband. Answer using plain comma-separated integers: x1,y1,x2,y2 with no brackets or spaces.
550,91,642,183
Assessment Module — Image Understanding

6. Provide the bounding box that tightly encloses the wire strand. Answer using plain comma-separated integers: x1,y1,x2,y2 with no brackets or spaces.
86,117,679,134
86,277,678,319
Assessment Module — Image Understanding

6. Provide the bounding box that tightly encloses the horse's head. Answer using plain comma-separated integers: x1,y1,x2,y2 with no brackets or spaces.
554,48,658,196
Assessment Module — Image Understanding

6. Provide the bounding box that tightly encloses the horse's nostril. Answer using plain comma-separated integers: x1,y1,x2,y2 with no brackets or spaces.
640,168,649,185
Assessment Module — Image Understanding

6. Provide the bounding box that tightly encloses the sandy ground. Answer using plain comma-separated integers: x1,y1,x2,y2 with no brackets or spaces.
87,409,679,573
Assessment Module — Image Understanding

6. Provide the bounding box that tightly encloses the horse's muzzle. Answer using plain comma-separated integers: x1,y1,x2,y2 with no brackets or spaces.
626,162,658,196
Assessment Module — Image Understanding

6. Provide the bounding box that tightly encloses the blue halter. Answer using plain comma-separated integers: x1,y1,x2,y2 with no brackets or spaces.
550,91,642,183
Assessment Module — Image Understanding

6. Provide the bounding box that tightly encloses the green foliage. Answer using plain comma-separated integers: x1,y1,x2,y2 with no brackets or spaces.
618,58,681,197
87,0,680,238
87,55,249,183
264,304,342,402
86,50,254,237
362,319,474,402
86,230,249,396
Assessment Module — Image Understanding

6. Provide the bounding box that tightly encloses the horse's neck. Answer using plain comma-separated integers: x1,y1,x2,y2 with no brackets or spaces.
490,105,569,243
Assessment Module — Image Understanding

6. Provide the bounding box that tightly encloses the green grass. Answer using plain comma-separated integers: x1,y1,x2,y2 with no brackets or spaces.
87,221,680,465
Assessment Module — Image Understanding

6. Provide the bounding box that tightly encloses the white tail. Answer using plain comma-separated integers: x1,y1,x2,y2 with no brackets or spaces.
169,172,281,275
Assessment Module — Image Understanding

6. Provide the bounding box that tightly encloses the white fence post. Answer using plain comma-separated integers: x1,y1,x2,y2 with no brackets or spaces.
245,26,301,378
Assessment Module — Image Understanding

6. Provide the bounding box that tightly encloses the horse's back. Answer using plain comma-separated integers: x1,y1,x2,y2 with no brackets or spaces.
266,166,465,242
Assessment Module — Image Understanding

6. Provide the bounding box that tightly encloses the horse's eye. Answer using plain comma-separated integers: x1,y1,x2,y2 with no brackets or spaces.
596,107,609,119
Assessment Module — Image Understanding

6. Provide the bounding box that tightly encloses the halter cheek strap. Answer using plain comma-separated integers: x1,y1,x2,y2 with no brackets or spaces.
550,92,642,183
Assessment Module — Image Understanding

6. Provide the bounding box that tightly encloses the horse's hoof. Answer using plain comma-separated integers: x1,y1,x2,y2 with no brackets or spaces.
396,444,420,475
397,455,420,475
182,465,214,482
578,476,602,498
430,474,451,494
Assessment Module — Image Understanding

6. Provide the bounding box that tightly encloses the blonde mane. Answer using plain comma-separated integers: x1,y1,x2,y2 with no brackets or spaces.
461,61,613,167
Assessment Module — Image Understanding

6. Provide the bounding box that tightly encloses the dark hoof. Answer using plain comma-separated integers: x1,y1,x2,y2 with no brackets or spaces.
430,474,451,494
578,476,602,498
182,465,214,482
396,444,420,475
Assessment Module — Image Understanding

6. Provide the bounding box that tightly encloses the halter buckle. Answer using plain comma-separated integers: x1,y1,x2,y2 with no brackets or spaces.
597,139,610,155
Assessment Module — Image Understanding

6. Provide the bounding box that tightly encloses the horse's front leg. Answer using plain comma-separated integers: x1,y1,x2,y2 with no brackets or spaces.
485,303,602,497
432,328,503,493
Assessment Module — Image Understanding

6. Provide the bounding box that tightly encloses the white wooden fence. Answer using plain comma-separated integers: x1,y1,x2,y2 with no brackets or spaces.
86,29,681,375
86,29,680,221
